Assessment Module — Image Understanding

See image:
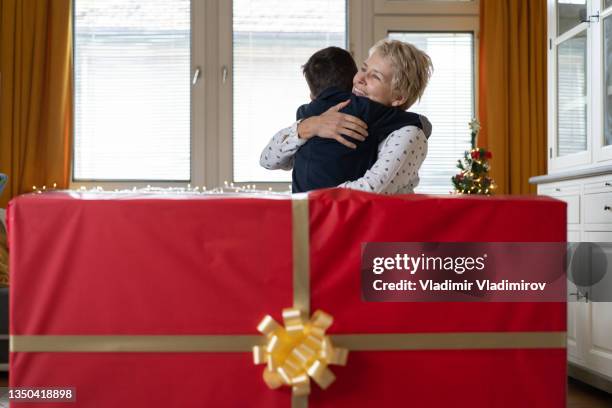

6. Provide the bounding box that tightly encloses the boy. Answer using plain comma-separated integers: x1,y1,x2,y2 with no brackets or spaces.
291,46,427,193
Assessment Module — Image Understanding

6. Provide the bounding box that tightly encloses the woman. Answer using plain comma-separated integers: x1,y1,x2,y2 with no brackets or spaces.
260,39,433,194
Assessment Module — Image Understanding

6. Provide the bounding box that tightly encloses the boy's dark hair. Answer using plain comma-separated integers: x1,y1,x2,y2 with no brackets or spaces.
302,47,357,97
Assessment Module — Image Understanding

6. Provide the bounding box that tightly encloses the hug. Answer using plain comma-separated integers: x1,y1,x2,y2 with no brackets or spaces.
260,39,433,194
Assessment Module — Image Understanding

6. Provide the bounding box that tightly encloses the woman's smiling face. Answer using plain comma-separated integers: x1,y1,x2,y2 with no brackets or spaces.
352,52,405,108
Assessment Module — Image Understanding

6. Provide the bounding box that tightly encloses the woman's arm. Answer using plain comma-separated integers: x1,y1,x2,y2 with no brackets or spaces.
338,125,428,194
259,100,369,170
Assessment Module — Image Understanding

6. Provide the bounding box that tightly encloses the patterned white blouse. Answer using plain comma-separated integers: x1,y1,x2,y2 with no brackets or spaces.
260,116,431,194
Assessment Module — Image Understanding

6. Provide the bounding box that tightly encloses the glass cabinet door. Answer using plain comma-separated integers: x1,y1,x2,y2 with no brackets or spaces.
594,0,612,163
557,30,588,157
557,0,588,36
604,14,612,147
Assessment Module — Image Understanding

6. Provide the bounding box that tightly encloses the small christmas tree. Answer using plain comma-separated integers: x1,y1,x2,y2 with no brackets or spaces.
451,119,496,195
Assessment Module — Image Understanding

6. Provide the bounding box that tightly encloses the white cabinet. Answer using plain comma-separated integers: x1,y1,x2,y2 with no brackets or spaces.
533,176,612,389
582,230,612,380
539,0,612,390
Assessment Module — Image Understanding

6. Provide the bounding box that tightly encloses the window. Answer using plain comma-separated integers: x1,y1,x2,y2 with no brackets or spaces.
74,0,347,186
73,1,478,191
232,0,348,183
388,31,475,195
74,0,191,181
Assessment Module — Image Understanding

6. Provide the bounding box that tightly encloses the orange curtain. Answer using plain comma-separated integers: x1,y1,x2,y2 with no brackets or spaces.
0,0,72,208
479,0,547,195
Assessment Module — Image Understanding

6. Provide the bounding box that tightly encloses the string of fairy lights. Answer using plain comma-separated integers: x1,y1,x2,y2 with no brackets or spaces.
31,119,495,197
31,181,292,196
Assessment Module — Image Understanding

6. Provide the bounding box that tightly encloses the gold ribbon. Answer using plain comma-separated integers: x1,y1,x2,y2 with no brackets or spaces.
291,195,310,314
10,332,566,353
9,195,566,408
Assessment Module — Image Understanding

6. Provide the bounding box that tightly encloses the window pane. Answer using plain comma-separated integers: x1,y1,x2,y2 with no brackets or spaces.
557,31,587,157
557,0,588,36
233,0,346,183
74,0,191,181
389,32,474,195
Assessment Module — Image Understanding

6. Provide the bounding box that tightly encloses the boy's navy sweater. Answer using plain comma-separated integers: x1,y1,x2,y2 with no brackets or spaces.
292,87,425,193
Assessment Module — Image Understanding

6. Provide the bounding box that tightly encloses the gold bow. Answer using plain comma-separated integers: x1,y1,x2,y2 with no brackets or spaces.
253,308,348,396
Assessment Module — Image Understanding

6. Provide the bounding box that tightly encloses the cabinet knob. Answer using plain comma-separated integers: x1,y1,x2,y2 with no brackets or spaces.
604,206,611,211
606,182,612,187
555,188,561,192
569,292,589,303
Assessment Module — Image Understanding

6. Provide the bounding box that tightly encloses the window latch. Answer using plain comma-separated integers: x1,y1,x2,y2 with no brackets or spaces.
222,66,229,84
192,66,201,86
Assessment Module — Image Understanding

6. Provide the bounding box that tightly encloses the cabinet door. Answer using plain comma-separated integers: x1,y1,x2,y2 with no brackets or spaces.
580,231,612,378
539,182,581,224
593,2,612,162
548,0,592,170
567,230,586,365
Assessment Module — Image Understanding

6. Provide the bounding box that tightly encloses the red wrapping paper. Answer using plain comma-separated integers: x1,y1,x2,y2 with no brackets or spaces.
8,189,566,407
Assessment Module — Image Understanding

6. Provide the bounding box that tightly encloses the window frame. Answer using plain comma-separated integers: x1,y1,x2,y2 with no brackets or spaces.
216,0,356,191
373,14,479,194
70,0,207,190
70,0,480,192
373,0,479,16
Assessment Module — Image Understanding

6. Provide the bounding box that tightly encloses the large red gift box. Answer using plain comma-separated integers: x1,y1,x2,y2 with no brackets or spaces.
8,188,566,407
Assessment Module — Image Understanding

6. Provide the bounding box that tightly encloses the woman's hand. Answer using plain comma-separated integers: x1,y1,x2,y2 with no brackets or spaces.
296,100,368,149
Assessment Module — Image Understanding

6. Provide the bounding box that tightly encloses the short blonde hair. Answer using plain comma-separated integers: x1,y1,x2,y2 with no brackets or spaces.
369,39,433,110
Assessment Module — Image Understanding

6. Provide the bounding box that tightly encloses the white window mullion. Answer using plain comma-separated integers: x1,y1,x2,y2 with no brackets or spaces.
191,0,207,189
